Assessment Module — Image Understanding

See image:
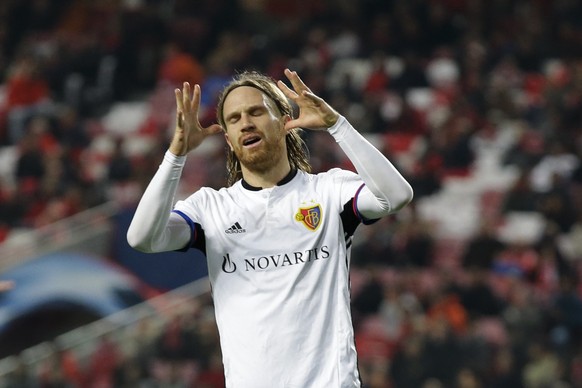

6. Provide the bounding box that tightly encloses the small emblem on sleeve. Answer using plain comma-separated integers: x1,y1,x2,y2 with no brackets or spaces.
295,204,322,231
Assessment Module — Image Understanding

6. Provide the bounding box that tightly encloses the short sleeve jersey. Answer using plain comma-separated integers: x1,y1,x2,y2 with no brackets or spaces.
173,167,369,388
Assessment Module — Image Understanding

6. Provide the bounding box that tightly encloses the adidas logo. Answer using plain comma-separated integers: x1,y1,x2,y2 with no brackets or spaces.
225,222,246,234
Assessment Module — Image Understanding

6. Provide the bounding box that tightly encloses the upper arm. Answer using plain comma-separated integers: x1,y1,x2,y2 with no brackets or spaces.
354,184,393,220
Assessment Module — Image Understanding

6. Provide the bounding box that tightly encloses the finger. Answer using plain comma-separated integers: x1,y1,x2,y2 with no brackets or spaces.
177,112,184,128
302,90,324,105
175,88,184,112
204,123,223,135
285,68,312,94
190,84,201,113
284,118,301,131
182,82,191,110
277,80,298,99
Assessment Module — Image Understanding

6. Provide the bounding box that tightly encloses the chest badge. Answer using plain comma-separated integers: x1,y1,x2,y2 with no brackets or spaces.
295,204,322,231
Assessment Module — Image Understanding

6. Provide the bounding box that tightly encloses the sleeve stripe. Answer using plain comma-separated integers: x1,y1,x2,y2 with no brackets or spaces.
172,210,197,251
353,183,379,225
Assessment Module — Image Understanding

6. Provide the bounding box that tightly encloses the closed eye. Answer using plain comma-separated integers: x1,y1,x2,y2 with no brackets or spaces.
250,107,265,116
227,113,240,124
225,105,267,124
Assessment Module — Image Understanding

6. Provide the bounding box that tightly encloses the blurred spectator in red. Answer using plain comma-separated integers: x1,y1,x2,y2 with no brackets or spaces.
5,55,50,107
37,347,83,388
85,335,121,387
363,51,390,96
194,349,225,388
426,288,468,334
2,55,52,144
158,42,205,89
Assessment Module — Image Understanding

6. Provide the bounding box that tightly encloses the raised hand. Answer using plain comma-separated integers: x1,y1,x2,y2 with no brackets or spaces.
170,82,222,156
277,68,339,131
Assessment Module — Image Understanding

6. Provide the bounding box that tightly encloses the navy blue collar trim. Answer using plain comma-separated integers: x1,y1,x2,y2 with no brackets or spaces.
241,169,298,191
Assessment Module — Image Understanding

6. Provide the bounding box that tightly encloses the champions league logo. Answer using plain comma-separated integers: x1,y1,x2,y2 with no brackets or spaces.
295,204,322,231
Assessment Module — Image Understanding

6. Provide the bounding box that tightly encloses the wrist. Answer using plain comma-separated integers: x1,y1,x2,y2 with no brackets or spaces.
327,115,347,137
324,111,340,128
164,150,187,166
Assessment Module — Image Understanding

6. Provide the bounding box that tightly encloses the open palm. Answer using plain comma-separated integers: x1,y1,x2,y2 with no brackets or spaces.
277,69,339,131
170,82,222,156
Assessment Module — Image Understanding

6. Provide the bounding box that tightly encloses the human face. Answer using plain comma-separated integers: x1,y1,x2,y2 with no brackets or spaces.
222,86,288,174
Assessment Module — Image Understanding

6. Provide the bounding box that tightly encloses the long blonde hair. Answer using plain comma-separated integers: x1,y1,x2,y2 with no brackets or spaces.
216,71,311,186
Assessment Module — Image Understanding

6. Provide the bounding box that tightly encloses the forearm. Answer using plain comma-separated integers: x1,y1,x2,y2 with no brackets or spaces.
127,151,191,252
328,116,413,215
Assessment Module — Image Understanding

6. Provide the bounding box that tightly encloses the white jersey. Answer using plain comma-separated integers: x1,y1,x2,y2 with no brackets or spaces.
173,168,368,387
127,116,414,387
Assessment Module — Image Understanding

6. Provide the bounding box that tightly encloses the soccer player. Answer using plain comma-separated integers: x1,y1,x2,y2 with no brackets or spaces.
127,69,413,387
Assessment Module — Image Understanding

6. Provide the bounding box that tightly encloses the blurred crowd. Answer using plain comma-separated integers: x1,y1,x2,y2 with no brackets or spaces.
1,0,582,387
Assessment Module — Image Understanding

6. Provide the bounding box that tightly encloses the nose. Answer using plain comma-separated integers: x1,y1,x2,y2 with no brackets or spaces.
240,113,255,132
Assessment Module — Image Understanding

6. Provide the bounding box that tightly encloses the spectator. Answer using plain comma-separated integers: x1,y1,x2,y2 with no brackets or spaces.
454,269,505,319
1,1,582,386
501,168,540,213
461,220,505,270
530,139,579,194
522,342,563,388
389,335,428,388
422,317,462,385
3,55,53,144
489,348,524,388
550,276,582,350
158,42,205,89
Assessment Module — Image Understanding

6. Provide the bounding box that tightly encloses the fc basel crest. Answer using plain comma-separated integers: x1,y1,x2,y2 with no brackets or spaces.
295,204,322,231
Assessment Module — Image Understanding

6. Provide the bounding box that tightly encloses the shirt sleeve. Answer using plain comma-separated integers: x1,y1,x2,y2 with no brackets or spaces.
126,151,193,252
327,116,414,219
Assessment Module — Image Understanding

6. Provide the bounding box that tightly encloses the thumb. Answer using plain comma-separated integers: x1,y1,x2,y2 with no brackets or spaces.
205,124,223,136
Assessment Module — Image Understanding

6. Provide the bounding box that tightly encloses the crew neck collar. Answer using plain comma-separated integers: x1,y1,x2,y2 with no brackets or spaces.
241,169,298,191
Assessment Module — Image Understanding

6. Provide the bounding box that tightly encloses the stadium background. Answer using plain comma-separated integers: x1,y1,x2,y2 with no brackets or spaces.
0,0,582,387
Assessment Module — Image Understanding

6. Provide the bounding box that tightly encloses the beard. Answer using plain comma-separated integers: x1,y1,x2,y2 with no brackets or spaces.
234,135,286,174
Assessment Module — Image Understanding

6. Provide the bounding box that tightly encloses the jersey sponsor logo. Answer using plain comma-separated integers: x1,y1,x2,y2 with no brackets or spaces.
225,222,246,234
222,254,237,273
295,204,322,231
220,246,330,274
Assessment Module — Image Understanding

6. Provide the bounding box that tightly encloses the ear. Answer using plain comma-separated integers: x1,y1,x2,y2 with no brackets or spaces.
282,114,292,133
224,132,234,151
